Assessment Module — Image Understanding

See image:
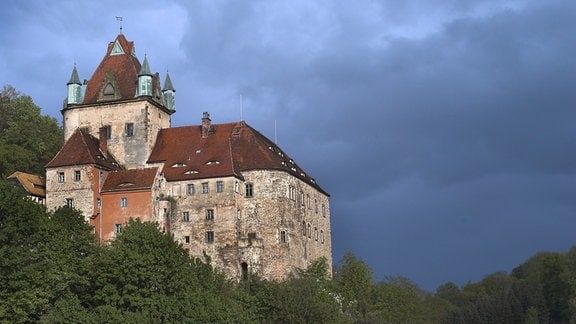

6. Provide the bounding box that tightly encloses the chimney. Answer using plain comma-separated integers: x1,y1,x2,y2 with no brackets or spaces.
98,127,108,157
202,112,211,138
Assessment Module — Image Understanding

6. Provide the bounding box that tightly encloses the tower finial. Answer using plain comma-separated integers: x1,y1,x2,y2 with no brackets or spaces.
116,16,123,34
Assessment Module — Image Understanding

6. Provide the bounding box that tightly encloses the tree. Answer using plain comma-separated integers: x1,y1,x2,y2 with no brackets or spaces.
334,251,373,321
256,258,348,323
0,85,62,178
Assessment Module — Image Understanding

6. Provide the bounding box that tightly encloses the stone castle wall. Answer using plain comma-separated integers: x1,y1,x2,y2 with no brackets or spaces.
63,99,171,168
166,169,332,281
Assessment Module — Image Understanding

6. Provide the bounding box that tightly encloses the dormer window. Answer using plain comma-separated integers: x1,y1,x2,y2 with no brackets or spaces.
184,170,198,175
171,163,187,167
206,160,220,165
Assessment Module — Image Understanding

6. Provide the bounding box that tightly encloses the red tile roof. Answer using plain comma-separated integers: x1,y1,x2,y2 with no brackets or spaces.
7,171,46,197
45,129,122,170
101,168,158,192
82,34,141,104
148,121,328,195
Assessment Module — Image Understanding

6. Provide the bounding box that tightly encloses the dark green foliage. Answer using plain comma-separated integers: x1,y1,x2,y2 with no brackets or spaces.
254,258,349,324
0,85,62,178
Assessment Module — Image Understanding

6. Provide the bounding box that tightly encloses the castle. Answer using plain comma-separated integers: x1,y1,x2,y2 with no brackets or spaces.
45,32,332,281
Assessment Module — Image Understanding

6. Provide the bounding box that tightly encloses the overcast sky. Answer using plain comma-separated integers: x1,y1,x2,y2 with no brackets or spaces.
2,0,576,291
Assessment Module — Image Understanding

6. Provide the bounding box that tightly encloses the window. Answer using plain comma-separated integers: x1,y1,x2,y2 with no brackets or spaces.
74,170,81,182
216,181,224,193
322,204,326,217
187,184,195,195
314,227,318,241
234,181,239,193
65,198,73,208
289,186,296,201
206,209,214,221
315,199,318,214
280,230,287,243
103,125,111,139
307,224,311,238
321,230,325,244
184,236,190,244
245,183,253,198
97,198,101,209
183,211,190,222
206,231,214,243
114,223,122,234
125,123,134,137
202,182,209,194
58,172,65,183
120,197,128,207
302,221,306,236
307,194,310,208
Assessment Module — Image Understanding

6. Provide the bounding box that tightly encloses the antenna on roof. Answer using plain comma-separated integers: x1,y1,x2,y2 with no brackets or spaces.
116,16,123,34
274,119,278,144
240,94,244,121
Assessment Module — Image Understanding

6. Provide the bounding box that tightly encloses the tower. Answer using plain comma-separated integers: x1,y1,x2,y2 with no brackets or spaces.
162,72,176,111
60,33,175,168
66,65,83,105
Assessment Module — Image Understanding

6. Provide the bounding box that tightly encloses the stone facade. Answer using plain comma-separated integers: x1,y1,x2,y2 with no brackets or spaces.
62,99,171,168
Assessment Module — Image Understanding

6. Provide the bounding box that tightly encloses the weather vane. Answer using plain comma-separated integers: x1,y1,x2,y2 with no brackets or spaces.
116,16,123,34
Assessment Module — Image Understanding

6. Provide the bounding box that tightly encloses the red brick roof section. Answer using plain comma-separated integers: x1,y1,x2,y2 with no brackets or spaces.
148,121,328,195
82,34,141,104
45,129,122,170
101,168,158,193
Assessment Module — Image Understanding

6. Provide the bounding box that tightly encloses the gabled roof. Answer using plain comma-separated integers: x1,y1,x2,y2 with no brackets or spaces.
7,171,46,198
45,129,122,170
101,168,158,193
82,34,141,104
148,121,328,195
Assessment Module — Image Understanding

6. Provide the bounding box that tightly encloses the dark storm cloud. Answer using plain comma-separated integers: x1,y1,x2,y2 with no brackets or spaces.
1,0,575,290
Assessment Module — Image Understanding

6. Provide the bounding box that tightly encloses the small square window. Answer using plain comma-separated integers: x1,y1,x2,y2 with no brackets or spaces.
58,172,65,183
184,236,190,244
206,231,214,243
120,197,128,207
216,181,224,193
183,211,190,222
114,223,122,234
65,198,73,208
187,184,195,195
202,182,209,194
206,209,214,221
74,170,81,182
125,123,134,137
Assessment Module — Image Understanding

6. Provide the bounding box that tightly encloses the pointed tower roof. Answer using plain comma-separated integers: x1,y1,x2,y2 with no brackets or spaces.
139,55,152,76
67,65,81,85
81,34,142,104
162,72,175,91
